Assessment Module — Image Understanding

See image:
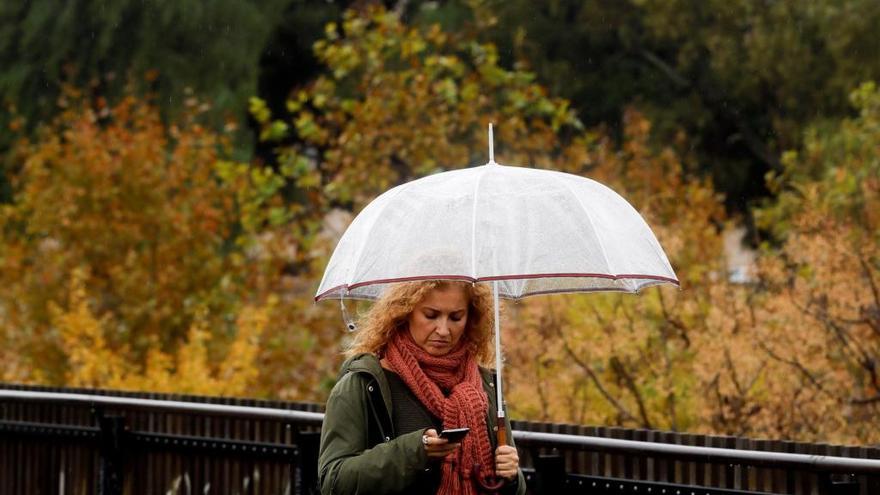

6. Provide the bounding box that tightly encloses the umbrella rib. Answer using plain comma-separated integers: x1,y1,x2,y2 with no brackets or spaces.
547,171,619,287
470,164,493,280
345,184,410,291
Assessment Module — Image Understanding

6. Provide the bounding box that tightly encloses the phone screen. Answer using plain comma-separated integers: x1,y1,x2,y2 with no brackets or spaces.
439,427,470,442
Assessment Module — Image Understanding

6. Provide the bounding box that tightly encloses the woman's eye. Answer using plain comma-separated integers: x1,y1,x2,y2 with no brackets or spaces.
424,312,438,319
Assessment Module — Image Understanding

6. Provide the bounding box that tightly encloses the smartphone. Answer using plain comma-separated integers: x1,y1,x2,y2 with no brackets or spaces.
439,427,470,443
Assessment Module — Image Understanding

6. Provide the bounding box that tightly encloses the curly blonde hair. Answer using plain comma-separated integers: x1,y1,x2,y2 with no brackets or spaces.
346,280,496,367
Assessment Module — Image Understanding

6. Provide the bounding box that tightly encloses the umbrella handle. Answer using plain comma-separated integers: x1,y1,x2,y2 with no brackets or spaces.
473,416,508,493
474,469,505,493
496,419,507,448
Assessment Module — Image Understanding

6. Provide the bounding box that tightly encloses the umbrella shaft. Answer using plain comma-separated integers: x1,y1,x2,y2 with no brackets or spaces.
493,280,504,417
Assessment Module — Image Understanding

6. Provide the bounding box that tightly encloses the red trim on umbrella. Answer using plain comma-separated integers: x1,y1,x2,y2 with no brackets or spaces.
477,272,678,283
315,272,680,301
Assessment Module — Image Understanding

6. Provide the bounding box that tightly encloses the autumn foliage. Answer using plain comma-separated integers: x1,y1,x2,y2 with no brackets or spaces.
505,85,880,444
744,83,880,442
0,88,337,397
1,6,877,445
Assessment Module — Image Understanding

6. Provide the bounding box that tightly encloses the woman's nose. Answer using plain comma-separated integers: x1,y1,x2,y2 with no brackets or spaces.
435,319,450,336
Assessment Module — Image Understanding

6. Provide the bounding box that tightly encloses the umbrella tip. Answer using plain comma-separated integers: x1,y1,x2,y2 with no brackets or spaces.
488,123,494,163
340,295,357,332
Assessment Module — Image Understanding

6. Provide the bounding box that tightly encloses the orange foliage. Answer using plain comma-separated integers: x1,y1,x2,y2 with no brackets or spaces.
46,268,271,395
738,82,880,443
0,88,338,397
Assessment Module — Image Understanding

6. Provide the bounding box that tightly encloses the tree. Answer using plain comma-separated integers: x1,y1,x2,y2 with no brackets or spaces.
504,84,880,443
254,5,586,254
743,82,880,443
0,0,290,203
461,0,880,212
0,0,290,131
47,268,271,395
0,87,338,396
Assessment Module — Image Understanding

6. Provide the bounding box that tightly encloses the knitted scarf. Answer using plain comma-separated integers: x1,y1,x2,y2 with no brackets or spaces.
385,331,495,495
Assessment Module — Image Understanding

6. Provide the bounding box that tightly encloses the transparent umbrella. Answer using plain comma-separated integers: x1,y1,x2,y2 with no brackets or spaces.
315,124,679,486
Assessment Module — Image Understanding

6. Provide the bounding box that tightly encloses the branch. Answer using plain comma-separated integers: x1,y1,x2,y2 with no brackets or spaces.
757,340,837,401
666,391,678,432
640,50,690,88
808,300,875,375
724,348,745,397
745,360,768,394
790,293,867,371
792,293,880,402
560,337,638,424
859,256,880,339
533,354,551,422
638,48,781,172
610,356,654,429
658,289,690,347
389,154,412,183
707,373,723,421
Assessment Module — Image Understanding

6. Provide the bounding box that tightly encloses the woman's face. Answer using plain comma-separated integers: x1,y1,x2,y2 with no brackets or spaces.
407,284,469,357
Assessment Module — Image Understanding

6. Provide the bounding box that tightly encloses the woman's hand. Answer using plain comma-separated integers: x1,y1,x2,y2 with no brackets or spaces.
422,428,461,460
495,445,519,480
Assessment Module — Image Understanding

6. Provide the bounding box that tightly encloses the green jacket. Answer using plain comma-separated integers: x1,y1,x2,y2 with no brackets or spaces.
318,353,527,495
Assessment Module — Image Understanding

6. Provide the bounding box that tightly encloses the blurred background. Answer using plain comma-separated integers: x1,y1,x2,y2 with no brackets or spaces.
1,0,878,445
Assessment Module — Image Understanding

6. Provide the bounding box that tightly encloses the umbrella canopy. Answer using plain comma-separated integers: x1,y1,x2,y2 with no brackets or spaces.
315,161,678,302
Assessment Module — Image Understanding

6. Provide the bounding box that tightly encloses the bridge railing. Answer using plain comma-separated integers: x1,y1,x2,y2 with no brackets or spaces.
1,384,878,494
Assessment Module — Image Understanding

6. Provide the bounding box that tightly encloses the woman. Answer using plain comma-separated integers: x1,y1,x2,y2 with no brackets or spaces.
318,280,525,495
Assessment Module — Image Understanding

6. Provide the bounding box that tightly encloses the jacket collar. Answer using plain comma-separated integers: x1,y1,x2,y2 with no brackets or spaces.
340,353,393,418
339,352,383,377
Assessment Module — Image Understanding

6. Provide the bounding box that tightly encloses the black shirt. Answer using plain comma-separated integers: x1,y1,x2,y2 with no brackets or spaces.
384,369,443,492
385,369,443,434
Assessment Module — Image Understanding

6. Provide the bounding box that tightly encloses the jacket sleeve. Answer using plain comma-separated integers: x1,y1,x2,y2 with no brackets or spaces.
318,372,430,495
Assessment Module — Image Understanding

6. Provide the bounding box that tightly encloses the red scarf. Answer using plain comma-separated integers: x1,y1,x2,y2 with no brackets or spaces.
385,331,495,495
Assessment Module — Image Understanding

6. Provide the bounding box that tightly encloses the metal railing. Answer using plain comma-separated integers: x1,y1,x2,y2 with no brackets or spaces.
1,385,879,494
513,430,880,474
0,389,325,424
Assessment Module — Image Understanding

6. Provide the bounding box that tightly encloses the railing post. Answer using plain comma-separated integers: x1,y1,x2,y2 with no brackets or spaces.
822,473,860,495
292,431,321,494
94,409,125,495
533,453,566,494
